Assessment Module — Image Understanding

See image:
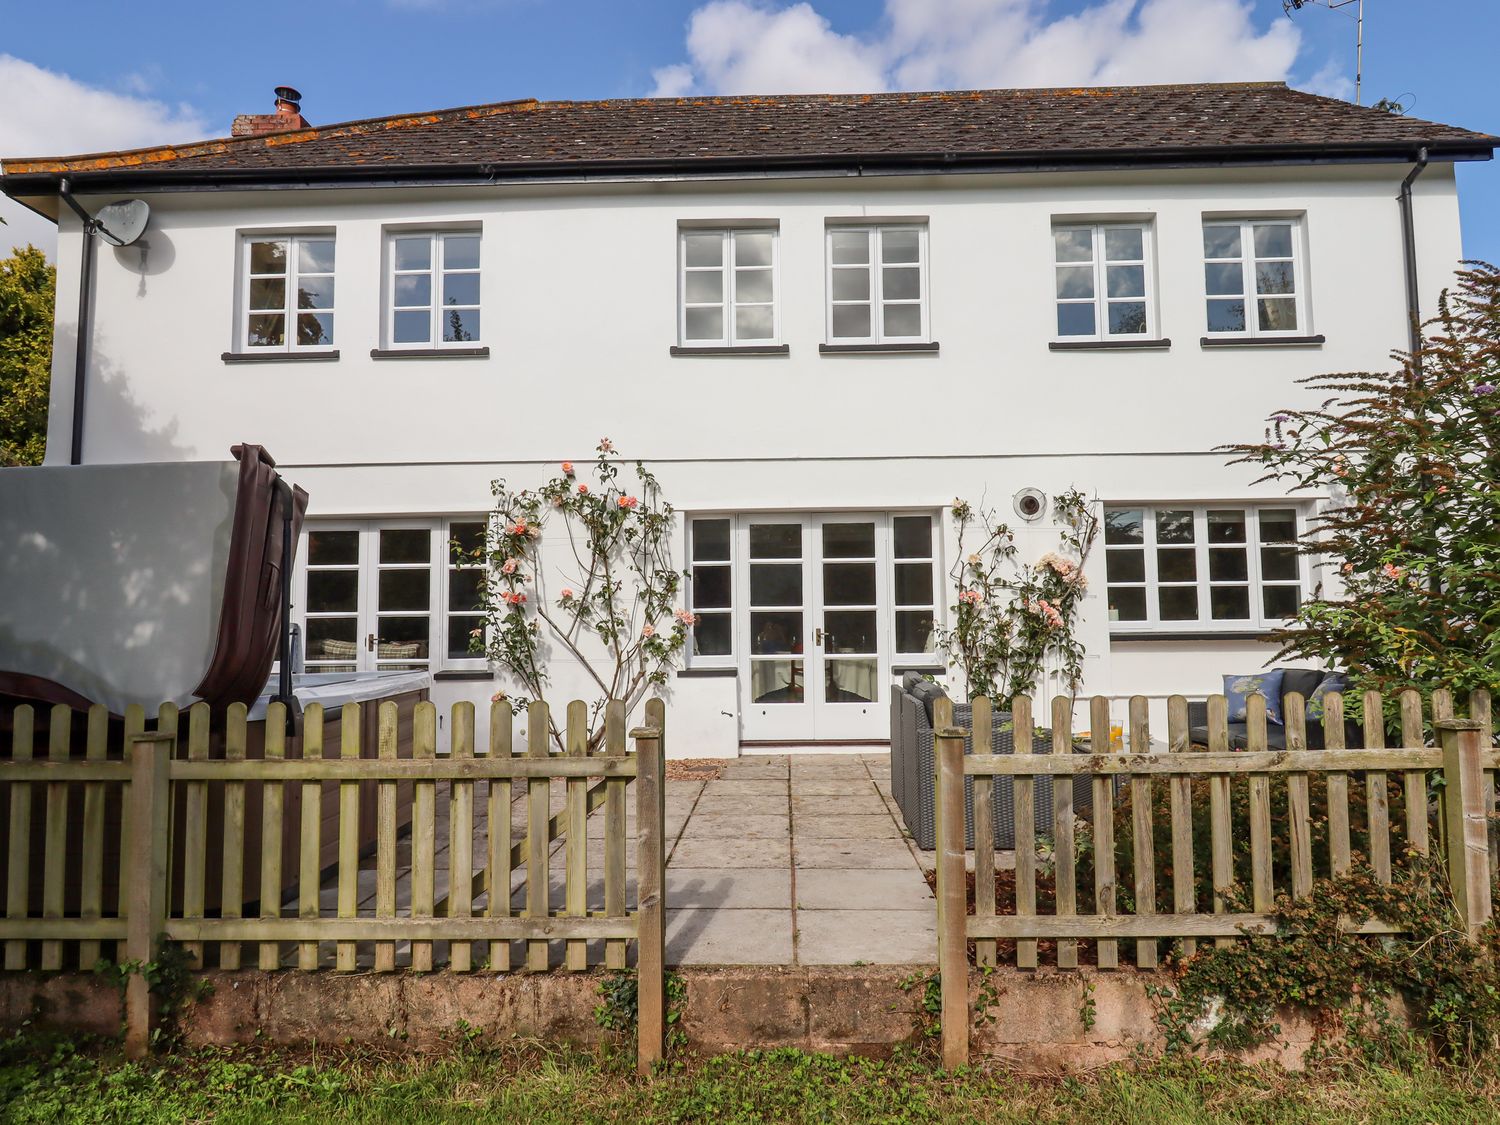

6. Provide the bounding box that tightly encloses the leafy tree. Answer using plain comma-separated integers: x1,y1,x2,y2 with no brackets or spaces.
0,244,55,466
1230,262,1500,706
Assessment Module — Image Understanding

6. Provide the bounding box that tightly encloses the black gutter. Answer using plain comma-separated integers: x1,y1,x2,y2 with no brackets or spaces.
56,179,95,465
1398,146,1431,372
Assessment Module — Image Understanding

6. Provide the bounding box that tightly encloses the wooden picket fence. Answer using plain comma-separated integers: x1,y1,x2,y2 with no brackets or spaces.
934,687,1498,1067
0,697,666,1069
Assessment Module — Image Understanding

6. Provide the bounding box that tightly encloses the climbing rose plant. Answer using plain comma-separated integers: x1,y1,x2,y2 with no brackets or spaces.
937,489,1099,705
466,439,691,750
1229,262,1500,708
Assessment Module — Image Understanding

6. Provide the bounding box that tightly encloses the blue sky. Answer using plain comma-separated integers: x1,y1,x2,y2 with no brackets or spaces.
2,0,1496,262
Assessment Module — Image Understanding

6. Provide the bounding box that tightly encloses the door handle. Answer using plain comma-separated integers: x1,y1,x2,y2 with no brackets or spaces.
366,633,376,652
815,627,825,646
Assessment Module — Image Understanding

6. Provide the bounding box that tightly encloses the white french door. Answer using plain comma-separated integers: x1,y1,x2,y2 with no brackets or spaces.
738,515,895,742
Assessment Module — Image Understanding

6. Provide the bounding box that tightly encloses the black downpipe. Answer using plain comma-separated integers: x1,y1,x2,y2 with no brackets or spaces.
1398,146,1430,372
58,179,96,465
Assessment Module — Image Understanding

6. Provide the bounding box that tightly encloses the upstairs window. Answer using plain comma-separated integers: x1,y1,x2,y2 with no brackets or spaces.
1053,223,1154,340
826,225,929,344
387,231,482,348
1203,219,1305,337
679,229,778,347
242,235,335,351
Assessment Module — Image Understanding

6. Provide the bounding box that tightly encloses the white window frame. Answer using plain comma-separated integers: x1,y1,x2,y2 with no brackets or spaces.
384,230,483,349
1201,217,1308,339
1104,504,1310,634
240,232,336,353
677,229,780,347
825,224,930,345
1052,221,1156,341
686,515,736,668
890,513,941,661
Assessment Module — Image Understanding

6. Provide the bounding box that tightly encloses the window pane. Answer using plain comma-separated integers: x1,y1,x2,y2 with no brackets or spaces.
735,268,773,303
247,313,285,347
751,614,802,655
824,610,876,653
394,238,431,271
309,530,358,565
735,232,773,267
307,569,358,613
827,660,878,703
299,240,335,273
1263,585,1300,618
1260,546,1299,581
685,271,723,303
1108,302,1148,335
693,565,732,609
832,269,870,301
444,309,481,343
380,569,430,611
832,303,871,339
823,562,876,606
1209,586,1250,620
307,617,358,662
694,612,732,657
1257,298,1298,333
1255,261,1295,296
375,616,429,663
882,266,920,300
1203,225,1241,259
249,240,287,274
395,274,432,307
750,565,802,606
1106,264,1145,298
1260,509,1297,543
1157,548,1196,582
1159,587,1199,621
1207,299,1247,332
752,659,803,702
1208,547,1248,582
750,524,801,558
882,304,922,338
1105,548,1145,583
1253,224,1294,258
895,562,933,605
296,313,334,347
1156,510,1195,544
450,521,485,558
444,235,481,269
1103,227,1144,261
296,277,335,310
830,230,870,265
448,569,485,612
893,515,932,559
1055,266,1094,299
448,616,483,660
735,306,773,340
1109,586,1147,622
692,518,731,561
683,233,722,267
1207,510,1247,543
881,230,920,264
1054,228,1093,263
823,522,875,558
1204,262,1243,296
1104,509,1143,545
443,273,480,306
896,611,936,653
381,528,430,563
394,310,430,344
685,307,723,341
249,278,286,310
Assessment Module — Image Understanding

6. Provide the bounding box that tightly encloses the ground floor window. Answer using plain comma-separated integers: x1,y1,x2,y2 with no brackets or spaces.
299,518,488,673
1104,504,1306,632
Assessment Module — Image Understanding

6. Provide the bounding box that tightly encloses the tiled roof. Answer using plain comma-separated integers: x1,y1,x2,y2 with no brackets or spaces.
3,83,1493,183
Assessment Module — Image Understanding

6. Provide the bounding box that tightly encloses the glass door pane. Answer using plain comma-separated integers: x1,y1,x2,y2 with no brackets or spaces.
376,528,431,670
304,529,361,670
747,522,806,705
819,521,878,704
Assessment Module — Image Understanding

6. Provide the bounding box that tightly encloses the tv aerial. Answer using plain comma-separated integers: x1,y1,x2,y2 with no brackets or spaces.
1283,0,1365,105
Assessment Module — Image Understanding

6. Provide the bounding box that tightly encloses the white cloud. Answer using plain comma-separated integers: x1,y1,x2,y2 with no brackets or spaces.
652,0,1303,97
0,55,209,259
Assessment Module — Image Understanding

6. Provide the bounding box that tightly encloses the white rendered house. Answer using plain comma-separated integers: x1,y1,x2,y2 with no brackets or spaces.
3,83,1493,754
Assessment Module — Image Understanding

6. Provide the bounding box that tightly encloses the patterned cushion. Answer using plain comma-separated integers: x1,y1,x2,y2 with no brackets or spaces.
1223,670,1285,726
1306,672,1348,725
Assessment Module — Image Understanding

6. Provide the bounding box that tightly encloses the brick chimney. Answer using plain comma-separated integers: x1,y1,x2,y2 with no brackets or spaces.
232,86,311,137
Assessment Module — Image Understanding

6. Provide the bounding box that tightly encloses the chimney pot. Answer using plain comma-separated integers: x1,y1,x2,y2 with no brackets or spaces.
233,85,310,137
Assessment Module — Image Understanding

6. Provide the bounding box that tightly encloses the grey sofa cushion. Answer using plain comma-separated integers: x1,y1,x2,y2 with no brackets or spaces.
901,671,924,694
1280,667,1325,702
909,679,948,726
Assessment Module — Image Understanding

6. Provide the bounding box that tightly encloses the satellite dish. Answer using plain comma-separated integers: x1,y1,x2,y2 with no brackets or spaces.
92,199,150,247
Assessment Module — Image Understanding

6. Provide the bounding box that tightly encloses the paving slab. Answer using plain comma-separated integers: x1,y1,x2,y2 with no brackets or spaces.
699,779,789,796
692,794,790,816
671,836,791,869
794,837,920,869
795,814,903,840
792,795,891,816
668,908,793,965
795,909,936,965
791,780,879,796
794,867,934,911
668,868,791,910
678,813,790,839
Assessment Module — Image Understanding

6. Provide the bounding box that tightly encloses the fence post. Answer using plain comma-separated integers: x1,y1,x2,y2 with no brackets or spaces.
935,723,969,1069
124,731,173,1060
1437,718,1492,940
633,716,666,1075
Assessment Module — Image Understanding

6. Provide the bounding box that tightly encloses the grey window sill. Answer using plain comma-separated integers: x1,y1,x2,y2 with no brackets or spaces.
892,663,947,675
676,667,737,678
1050,338,1171,352
371,347,490,359
819,341,940,355
1110,630,1279,642
433,669,494,681
1199,335,1325,348
670,344,789,357
221,350,339,364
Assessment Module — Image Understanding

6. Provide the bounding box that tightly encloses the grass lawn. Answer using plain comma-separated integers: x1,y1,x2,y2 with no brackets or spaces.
3,1033,1498,1123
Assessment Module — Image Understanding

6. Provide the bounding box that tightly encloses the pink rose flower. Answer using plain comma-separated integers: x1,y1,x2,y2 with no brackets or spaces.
578,484,589,495
598,437,615,453
561,461,574,475
642,624,656,639
617,495,639,510
501,558,518,575
490,691,507,704
560,587,575,600
1382,563,1404,581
